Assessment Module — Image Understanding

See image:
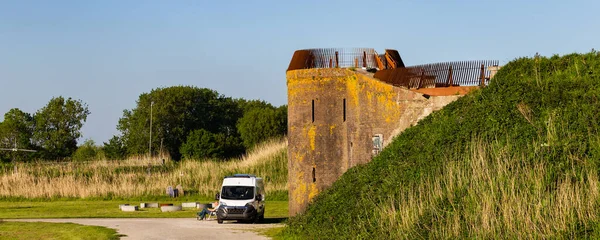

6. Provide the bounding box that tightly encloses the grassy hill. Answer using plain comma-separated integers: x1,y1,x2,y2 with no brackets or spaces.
281,52,600,239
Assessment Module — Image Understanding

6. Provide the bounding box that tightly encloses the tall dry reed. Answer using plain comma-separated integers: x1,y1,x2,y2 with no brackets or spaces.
370,139,599,239
0,138,287,199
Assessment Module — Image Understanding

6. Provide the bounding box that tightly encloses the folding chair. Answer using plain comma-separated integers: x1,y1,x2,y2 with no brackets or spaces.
205,210,217,220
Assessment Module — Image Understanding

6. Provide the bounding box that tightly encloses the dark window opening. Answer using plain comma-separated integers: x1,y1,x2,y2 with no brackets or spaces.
311,100,315,123
312,167,316,183
343,98,346,122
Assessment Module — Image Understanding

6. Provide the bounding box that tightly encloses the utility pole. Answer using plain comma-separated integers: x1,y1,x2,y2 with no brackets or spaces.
149,101,154,158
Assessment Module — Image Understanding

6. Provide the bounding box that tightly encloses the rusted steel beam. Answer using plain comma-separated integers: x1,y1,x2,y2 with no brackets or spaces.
363,51,367,68
418,69,425,89
375,54,384,70
385,49,405,68
335,51,339,68
446,65,453,87
385,53,396,69
479,64,485,87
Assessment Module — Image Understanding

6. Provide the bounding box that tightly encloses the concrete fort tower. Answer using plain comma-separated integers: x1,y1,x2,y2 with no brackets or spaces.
286,48,498,216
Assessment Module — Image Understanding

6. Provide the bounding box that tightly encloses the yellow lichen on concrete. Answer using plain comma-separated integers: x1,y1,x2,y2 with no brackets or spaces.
329,124,336,135
295,152,305,163
308,125,316,151
308,182,319,202
293,172,307,205
376,95,387,106
345,74,360,107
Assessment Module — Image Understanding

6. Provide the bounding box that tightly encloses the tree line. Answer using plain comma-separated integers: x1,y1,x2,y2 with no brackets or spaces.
0,86,287,162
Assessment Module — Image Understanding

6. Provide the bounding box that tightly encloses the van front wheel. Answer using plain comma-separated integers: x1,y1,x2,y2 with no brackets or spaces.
252,214,261,223
217,218,223,224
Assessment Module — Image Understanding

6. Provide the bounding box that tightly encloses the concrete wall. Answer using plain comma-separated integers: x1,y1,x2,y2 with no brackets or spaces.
287,68,471,216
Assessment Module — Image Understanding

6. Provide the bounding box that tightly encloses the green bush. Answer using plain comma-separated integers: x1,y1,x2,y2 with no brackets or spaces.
180,129,227,160
281,51,600,239
237,105,287,149
72,139,104,161
102,136,126,160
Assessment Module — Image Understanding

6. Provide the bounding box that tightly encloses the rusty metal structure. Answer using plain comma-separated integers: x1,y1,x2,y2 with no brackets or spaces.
287,48,405,71
375,60,500,88
287,48,498,88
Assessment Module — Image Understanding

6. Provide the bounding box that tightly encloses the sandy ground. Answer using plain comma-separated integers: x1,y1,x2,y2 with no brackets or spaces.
11,218,283,240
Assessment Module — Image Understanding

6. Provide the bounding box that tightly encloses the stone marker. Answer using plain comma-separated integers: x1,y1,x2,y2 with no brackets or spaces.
141,202,160,208
176,185,184,196
197,203,209,209
121,205,138,212
166,186,174,197
146,203,159,208
182,202,198,208
160,205,182,212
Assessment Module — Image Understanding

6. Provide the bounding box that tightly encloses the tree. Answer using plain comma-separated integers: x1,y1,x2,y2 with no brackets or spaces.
180,129,226,159
0,108,34,148
0,108,35,162
180,129,245,160
72,139,103,161
103,136,127,160
117,86,243,160
236,105,287,149
32,97,90,159
235,99,274,114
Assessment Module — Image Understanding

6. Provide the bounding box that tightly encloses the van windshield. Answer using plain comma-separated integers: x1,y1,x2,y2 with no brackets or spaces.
221,186,254,200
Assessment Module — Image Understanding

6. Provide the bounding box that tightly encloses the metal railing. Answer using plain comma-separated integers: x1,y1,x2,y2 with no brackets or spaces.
374,60,499,88
287,48,499,88
287,48,405,71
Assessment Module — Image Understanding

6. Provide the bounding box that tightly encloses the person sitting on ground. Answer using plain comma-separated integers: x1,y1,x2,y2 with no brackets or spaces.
197,201,220,220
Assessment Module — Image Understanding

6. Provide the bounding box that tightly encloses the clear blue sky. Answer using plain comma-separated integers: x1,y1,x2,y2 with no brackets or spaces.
1,0,599,144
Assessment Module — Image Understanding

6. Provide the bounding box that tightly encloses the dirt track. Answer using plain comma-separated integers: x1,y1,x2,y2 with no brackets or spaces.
12,218,282,240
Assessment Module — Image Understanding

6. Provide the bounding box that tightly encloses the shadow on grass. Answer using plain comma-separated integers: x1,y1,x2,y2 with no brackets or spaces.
262,217,287,224
3,206,36,210
230,217,287,224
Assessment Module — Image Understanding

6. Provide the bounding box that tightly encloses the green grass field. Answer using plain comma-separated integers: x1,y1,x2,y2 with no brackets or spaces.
0,200,288,219
0,221,121,240
0,138,289,239
0,199,287,239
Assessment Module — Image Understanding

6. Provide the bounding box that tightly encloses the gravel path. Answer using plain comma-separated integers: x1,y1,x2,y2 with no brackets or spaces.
11,218,282,240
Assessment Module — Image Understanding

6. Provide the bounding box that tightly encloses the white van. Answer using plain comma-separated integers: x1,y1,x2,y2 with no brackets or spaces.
215,174,265,224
